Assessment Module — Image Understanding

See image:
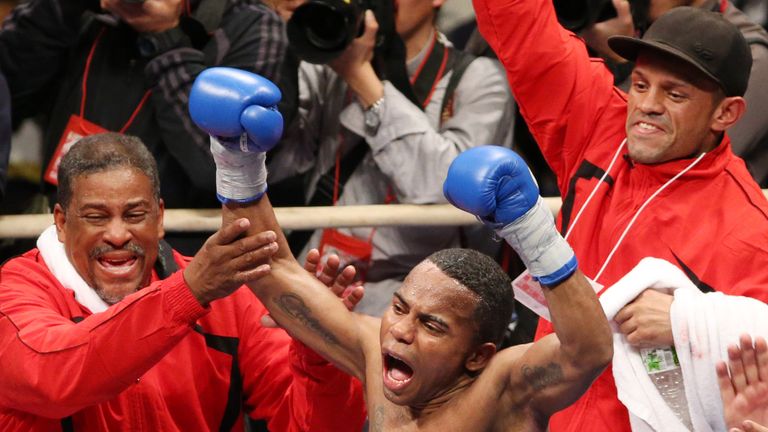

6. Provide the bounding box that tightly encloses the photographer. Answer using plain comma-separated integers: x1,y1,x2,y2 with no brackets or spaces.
577,0,768,187
0,0,286,253
267,0,515,316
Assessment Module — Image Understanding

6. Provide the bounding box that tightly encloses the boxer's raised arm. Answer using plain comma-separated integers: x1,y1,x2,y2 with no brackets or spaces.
444,146,612,417
188,68,378,381
224,199,376,380
508,271,612,416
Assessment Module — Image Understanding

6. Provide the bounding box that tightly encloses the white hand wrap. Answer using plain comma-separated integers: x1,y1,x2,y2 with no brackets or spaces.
496,197,577,286
210,136,267,203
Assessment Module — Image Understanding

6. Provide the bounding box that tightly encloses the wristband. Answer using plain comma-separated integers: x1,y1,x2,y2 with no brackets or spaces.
491,197,578,286
215,190,267,205
210,136,267,204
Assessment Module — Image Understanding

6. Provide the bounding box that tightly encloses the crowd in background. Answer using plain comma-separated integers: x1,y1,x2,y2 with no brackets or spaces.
1,0,768,430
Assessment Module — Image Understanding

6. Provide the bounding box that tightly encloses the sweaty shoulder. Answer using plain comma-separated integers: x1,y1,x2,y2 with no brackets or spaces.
478,343,532,400
439,342,544,431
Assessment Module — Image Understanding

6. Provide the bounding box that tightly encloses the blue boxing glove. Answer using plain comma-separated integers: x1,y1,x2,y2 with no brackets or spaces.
189,67,284,203
444,146,577,286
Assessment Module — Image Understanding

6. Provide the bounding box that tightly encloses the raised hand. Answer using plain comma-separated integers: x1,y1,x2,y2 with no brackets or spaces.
328,10,384,108
261,249,364,328
189,67,283,152
183,218,278,305
718,335,768,432
189,67,283,203
579,0,635,63
444,145,577,286
303,249,364,310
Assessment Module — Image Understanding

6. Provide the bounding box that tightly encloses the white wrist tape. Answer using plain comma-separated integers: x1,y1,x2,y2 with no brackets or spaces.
210,136,267,203
496,197,577,285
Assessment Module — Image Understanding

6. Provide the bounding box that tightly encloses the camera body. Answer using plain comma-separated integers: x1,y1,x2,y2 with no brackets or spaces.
285,0,423,108
554,0,650,33
287,0,382,64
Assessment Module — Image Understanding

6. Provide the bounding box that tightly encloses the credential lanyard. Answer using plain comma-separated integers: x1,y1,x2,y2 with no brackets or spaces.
329,31,450,204
80,27,152,134
331,92,397,246
327,32,449,244
334,31,449,201
409,31,450,110
563,139,707,287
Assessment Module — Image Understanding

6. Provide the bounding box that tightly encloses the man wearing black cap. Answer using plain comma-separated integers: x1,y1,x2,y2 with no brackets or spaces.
473,1,768,431
582,0,768,187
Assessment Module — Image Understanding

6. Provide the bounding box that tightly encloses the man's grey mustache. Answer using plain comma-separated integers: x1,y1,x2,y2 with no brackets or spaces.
89,243,145,260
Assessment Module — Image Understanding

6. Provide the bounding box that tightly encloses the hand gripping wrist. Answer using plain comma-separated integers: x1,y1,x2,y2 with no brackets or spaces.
494,197,577,286
210,136,267,204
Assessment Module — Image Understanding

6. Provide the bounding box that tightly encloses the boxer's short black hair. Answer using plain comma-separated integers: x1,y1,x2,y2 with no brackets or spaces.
427,248,514,345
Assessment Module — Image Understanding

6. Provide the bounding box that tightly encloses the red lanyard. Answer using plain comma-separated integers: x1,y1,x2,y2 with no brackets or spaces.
328,33,452,239
331,94,396,243
80,27,152,133
332,91,353,205
409,31,449,109
332,32,446,204
333,143,343,204
333,134,396,244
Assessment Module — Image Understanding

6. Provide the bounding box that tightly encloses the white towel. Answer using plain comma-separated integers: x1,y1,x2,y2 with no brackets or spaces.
600,257,768,432
671,288,768,432
600,257,698,432
36,225,109,313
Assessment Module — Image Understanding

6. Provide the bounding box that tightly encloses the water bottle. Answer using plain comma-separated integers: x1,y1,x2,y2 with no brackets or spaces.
640,346,692,430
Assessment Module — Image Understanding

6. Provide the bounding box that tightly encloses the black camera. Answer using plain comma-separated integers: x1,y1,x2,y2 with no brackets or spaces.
554,0,649,33
287,0,379,64
286,0,418,107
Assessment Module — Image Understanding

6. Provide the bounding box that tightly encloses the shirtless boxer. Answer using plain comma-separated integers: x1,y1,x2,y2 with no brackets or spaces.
189,67,613,431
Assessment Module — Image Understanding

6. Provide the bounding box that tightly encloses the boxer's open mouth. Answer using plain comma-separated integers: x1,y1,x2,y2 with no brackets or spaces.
383,352,414,391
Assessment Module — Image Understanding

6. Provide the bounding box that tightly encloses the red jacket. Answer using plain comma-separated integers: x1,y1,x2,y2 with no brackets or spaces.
0,248,365,431
474,0,768,430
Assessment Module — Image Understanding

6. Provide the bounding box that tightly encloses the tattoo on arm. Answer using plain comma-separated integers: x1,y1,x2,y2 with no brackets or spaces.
274,294,340,346
521,363,564,391
371,406,386,432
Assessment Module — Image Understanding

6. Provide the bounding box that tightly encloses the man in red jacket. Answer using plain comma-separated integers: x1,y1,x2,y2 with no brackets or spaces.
0,132,365,431
473,1,768,431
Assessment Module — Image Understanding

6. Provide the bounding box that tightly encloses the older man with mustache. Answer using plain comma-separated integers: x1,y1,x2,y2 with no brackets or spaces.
0,133,365,431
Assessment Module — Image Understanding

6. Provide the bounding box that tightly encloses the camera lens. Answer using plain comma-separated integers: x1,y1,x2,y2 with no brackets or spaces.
300,3,349,50
287,0,364,64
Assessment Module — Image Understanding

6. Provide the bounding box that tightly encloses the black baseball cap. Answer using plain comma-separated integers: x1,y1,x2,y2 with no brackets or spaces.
608,6,752,97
